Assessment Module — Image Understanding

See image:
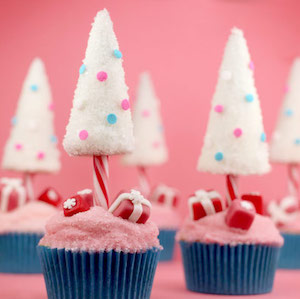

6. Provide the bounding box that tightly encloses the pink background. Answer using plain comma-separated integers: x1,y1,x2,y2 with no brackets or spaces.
1,0,300,217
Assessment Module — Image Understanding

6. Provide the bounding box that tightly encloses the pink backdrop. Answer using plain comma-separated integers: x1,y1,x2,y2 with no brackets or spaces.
1,0,300,217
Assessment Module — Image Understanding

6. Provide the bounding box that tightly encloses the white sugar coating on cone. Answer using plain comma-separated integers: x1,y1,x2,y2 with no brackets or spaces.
197,28,270,175
63,9,134,156
270,58,300,163
122,72,168,166
2,58,61,173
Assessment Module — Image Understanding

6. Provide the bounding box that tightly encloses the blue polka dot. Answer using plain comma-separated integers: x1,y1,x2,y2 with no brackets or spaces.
79,64,86,74
113,49,123,59
261,132,266,142
295,138,300,145
245,94,254,102
215,152,224,161
30,84,38,91
107,114,117,124
11,116,17,126
285,108,293,116
50,135,58,143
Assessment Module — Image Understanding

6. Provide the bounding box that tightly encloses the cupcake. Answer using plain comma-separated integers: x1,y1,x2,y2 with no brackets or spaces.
178,27,283,295
177,200,283,295
268,58,300,269
268,197,300,269
149,185,181,261
38,190,161,298
0,198,58,273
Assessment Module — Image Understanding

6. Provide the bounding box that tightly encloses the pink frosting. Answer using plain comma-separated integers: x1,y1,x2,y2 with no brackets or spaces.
0,202,57,234
149,203,182,229
176,211,283,246
39,206,160,252
279,213,300,234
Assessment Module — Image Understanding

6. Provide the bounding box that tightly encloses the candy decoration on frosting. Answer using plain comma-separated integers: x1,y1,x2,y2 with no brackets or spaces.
0,178,27,212
226,199,255,230
188,190,225,221
63,10,134,209
38,187,62,207
197,28,270,204
77,189,94,207
122,72,168,197
108,189,151,224
149,184,179,208
267,196,299,226
2,58,61,201
63,194,91,217
270,58,300,207
241,193,264,215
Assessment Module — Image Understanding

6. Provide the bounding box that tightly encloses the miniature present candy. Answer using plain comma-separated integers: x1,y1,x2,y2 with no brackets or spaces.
77,189,94,207
241,193,263,215
267,196,299,226
63,194,91,217
226,199,255,230
38,187,62,207
108,189,151,224
150,184,178,208
188,190,225,221
0,178,27,212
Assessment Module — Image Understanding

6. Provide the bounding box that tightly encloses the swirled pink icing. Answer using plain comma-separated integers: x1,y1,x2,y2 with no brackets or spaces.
39,206,160,252
176,211,283,246
0,201,58,234
150,203,181,229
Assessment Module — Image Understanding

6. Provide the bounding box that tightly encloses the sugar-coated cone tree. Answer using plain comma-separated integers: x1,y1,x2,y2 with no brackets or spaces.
122,72,168,196
197,28,270,203
270,58,300,202
63,9,134,209
2,58,61,200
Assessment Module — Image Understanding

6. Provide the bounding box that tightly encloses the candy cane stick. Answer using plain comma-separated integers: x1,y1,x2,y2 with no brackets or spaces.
287,163,299,199
93,155,110,209
138,166,151,197
226,174,238,204
24,173,34,201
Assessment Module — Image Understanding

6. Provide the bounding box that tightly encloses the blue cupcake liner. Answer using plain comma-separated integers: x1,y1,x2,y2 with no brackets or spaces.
38,246,160,299
158,229,176,261
278,233,300,269
180,241,280,295
0,232,43,273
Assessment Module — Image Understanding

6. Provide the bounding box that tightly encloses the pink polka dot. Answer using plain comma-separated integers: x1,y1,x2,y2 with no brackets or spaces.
79,130,88,140
121,99,130,110
153,141,160,148
142,110,150,117
214,105,224,113
97,71,108,82
48,103,54,111
37,151,45,160
15,143,23,151
233,128,243,138
249,61,255,70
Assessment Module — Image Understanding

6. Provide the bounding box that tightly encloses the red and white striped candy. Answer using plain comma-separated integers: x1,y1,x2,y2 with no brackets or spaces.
188,190,225,221
226,199,255,230
150,184,179,208
0,178,27,212
267,196,299,226
38,187,62,207
108,189,151,224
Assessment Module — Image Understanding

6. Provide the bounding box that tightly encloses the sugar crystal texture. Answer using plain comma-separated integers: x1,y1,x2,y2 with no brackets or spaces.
2,58,61,173
123,72,168,166
270,58,300,163
63,9,134,156
197,28,270,175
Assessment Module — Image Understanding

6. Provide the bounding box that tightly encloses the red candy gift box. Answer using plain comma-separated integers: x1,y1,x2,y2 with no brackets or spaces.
109,189,151,224
0,177,27,212
150,184,179,208
188,190,225,221
38,187,62,207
